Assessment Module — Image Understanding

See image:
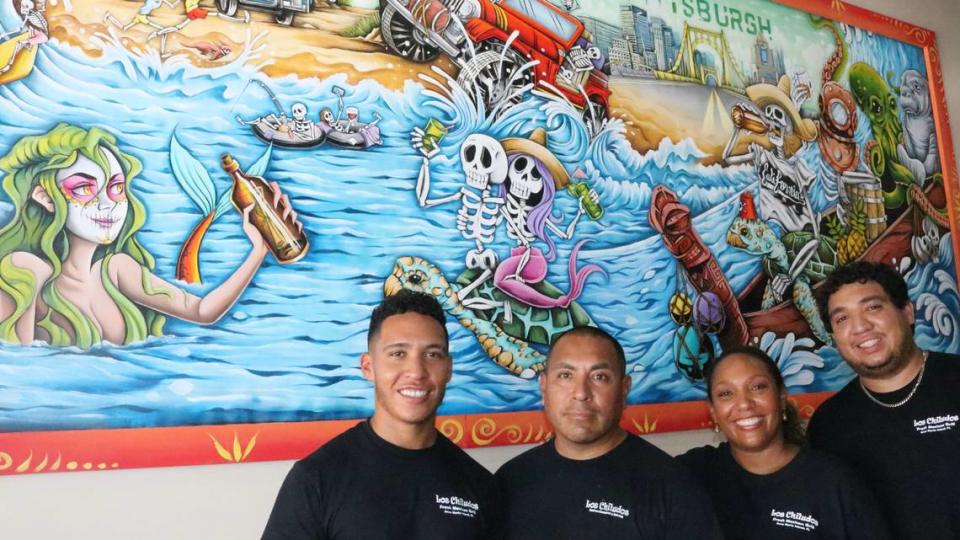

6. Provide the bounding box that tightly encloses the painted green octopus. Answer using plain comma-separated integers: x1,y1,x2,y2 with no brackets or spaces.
726,214,835,344
849,62,917,209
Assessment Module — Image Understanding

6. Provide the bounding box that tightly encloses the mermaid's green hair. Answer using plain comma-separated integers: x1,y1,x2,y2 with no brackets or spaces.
0,123,166,347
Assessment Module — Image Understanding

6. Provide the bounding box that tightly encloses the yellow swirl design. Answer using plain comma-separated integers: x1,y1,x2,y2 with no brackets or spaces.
470,418,534,446
438,419,464,444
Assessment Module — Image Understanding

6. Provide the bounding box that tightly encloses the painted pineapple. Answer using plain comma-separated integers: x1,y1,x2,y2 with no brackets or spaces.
827,199,869,265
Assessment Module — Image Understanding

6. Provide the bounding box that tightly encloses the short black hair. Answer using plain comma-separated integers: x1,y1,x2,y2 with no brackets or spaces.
705,345,805,445
368,290,447,346
549,326,627,377
815,261,910,332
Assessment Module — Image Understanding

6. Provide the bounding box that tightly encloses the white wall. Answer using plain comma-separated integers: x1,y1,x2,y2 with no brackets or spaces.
2,0,959,538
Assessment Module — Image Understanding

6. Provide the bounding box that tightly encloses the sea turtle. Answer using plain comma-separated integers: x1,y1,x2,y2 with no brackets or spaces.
384,256,594,379
726,214,836,344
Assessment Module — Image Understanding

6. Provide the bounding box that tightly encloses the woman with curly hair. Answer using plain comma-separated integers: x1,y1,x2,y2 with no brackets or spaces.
677,346,892,539
0,123,291,348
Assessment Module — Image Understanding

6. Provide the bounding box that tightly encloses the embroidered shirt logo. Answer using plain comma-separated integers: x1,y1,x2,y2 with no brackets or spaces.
913,414,958,434
434,494,479,518
770,509,819,532
584,499,630,519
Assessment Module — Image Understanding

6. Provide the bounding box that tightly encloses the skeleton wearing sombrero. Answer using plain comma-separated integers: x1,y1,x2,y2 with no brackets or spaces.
493,128,602,314
723,75,822,303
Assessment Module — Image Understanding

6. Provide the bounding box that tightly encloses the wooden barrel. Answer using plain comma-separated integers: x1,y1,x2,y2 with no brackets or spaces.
843,174,886,241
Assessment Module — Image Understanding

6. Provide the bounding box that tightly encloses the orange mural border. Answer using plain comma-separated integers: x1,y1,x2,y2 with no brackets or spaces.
0,392,833,475
3,0,958,476
775,1,960,274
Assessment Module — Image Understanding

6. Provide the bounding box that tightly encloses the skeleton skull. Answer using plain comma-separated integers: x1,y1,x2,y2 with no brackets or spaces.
763,104,792,147
291,103,308,121
507,155,544,200
460,134,507,190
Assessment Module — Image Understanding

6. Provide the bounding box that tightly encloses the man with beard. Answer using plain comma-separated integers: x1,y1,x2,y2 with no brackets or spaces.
495,327,720,539
809,261,960,539
262,290,497,539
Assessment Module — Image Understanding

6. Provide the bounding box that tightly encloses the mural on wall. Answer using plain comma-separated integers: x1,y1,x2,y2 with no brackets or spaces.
0,0,958,473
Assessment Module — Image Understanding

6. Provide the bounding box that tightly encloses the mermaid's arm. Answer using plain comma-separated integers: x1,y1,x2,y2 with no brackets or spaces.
111,205,270,324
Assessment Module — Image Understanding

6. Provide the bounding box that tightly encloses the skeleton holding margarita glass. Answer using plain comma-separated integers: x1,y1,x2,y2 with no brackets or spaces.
411,127,600,319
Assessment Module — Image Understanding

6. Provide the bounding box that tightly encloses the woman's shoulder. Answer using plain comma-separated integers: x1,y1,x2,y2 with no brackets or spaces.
104,253,144,279
4,251,53,281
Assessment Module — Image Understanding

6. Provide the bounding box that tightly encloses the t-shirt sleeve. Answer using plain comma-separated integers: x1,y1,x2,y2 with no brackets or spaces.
261,462,326,540
658,464,724,540
674,445,713,479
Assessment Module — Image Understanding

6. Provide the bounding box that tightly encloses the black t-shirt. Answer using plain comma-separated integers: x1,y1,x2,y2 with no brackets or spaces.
808,351,960,539
677,443,892,539
495,434,722,539
261,420,497,540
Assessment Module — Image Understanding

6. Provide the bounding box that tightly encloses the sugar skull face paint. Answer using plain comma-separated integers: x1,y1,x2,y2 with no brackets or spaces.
55,148,128,245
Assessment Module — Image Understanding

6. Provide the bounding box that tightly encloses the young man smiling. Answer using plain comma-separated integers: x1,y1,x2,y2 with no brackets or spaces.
262,290,497,539
495,327,720,539
808,261,960,539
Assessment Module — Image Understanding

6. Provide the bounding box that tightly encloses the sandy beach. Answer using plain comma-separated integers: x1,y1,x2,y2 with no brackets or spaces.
42,0,746,160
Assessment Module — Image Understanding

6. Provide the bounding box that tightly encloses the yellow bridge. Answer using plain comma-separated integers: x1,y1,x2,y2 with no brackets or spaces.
656,23,748,93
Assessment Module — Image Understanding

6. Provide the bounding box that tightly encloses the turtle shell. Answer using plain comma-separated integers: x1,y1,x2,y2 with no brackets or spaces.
455,268,594,346
780,231,839,283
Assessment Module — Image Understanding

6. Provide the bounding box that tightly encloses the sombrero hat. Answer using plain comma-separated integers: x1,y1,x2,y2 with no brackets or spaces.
500,128,570,189
746,75,818,143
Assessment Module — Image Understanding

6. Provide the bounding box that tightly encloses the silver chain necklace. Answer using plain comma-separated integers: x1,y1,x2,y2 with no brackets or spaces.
859,350,928,408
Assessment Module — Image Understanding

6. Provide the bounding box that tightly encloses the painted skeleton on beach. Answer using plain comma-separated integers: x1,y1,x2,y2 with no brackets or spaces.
103,0,248,57
0,0,47,75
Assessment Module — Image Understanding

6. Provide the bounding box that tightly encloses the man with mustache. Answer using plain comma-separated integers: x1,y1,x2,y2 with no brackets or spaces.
495,327,720,539
809,261,960,539
262,290,497,539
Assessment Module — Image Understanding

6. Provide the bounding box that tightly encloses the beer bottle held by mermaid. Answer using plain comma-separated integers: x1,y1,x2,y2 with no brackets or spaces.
221,154,309,264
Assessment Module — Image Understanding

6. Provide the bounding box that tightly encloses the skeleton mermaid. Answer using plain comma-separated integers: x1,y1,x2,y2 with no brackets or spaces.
412,129,601,314
494,146,602,312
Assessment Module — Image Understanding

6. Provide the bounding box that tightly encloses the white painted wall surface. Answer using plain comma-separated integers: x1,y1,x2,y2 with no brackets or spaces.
2,0,958,538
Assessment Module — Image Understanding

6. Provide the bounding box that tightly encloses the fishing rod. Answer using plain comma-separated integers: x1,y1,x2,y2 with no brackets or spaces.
253,78,285,115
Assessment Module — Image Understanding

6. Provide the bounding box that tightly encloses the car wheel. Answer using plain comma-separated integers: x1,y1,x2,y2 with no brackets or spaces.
380,5,440,62
275,10,295,25
582,99,607,134
457,42,532,114
216,0,238,17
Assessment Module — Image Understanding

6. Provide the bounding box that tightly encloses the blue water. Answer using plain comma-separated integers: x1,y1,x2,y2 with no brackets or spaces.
0,9,956,431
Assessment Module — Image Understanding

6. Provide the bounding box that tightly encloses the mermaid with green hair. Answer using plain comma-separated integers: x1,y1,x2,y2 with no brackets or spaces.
0,123,292,348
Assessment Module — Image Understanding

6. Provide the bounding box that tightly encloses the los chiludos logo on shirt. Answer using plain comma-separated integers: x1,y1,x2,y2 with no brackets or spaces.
584,499,630,519
770,508,819,532
434,493,479,518
912,413,958,434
